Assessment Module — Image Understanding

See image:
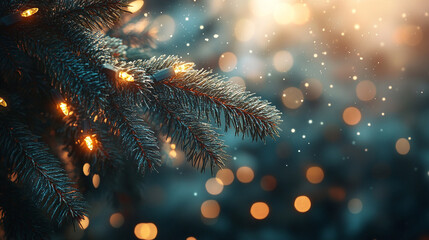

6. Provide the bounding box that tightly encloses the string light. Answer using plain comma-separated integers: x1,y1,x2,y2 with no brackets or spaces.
0,97,7,108
174,62,194,74
151,62,194,82
84,135,96,151
21,8,39,18
118,71,135,82
59,102,70,116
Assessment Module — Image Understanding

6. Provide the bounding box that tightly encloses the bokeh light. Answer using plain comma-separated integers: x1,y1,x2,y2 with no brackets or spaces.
273,51,294,73
348,198,363,214
301,78,323,101
236,166,254,183
201,200,220,219
79,216,89,230
216,168,234,186
282,87,304,109
110,213,125,228
306,166,324,184
134,223,158,240
260,175,277,191
250,202,270,220
294,196,311,213
92,174,100,189
219,52,237,72
395,138,410,155
128,0,144,13
205,177,224,195
356,80,377,101
83,163,90,176
342,107,362,126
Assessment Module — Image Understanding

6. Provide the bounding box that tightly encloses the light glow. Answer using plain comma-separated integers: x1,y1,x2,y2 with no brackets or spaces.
174,63,194,74
21,8,39,17
84,135,95,151
0,97,7,107
118,71,135,82
59,102,70,116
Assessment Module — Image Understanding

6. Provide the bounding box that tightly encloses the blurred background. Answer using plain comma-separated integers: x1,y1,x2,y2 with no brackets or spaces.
64,0,429,239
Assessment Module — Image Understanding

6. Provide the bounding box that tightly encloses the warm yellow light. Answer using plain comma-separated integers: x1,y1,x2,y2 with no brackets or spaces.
128,0,144,13
174,63,194,74
59,102,70,116
92,174,100,188
21,8,39,17
110,212,124,228
250,202,270,220
79,216,90,230
0,97,7,107
83,163,90,176
294,196,311,213
134,223,158,240
84,136,95,151
118,71,134,82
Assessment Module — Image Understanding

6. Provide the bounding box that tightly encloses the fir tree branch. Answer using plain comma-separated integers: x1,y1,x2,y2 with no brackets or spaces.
0,173,52,239
147,97,227,172
49,0,128,29
106,102,161,173
143,55,282,141
17,28,109,114
0,116,86,226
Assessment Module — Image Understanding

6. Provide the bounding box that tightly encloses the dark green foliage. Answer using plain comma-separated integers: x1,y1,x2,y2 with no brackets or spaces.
0,0,281,237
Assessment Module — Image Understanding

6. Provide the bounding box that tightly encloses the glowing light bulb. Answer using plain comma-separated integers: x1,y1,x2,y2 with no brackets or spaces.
59,102,70,116
84,136,95,151
174,63,194,74
128,0,144,13
118,71,134,82
21,8,39,17
0,97,7,107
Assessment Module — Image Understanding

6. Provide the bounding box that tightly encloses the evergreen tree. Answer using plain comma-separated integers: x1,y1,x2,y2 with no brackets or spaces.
0,0,281,238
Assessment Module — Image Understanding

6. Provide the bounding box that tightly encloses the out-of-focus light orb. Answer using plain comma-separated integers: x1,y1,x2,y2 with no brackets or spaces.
205,177,224,195
356,80,376,101
348,198,363,214
294,196,311,213
329,187,346,201
201,200,220,219
92,174,100,189
282,87,304,109
186,237,197,240
292,3,310,25
219,52,237,72
395,138,410,155
229,76,246,89
342,107,362,126
152,15,175,42
134,223,158,240
236,166,254,183
250,0,276,17
301,78,323,100
79,216,90,230
273,51,294,73
260,175,277,191
216,168,234,185
394,24,423,46
250,202,270,220
128,0,144,13
235,19,255,42
274,3,293,25
306,166,324,184
110,213,124,228
83,163,90,176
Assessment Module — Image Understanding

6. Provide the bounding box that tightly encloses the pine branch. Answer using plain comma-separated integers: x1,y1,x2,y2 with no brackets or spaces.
17,28,109,114
0,173,52,239
106,102,161,173
48,0,128,29
147,97,228,172
144,56,282,141
0,116,86,226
